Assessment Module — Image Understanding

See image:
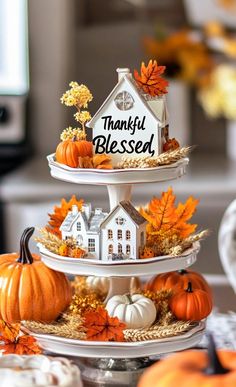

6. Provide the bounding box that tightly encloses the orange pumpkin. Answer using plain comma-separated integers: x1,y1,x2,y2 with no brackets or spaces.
56,136,92,168
0,227,72,323
169,282,212,321
76,140,93,158
140,247,155,259
145,269,212,296
163,138,180,152
138,334,236,387
56,138,79,168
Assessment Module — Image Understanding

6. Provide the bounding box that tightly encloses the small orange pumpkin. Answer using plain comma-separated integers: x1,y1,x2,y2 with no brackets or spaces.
56,137,79,168
0,227,72,323
140,246,155,259
169,281,212,321
145,269,212,296
76,140,93,158
56,136,93,168
138,334,236,387
163,137,180,152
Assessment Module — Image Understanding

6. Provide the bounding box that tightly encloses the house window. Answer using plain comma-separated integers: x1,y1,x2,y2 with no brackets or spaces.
115,217,125,225
126,230,131,240
88,238,95,252
77,235,83,246
117,230,122,240
126,244,131,255
141,231,144,247
108,229,113,239
118,243,122,254
114,91,134,111
77,222,81,231
108,244,113,254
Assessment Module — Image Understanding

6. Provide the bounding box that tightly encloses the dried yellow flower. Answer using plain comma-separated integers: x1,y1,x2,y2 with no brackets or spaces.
74,111,91,124
60,127,86,141
61,83,93,109
69,294,104,316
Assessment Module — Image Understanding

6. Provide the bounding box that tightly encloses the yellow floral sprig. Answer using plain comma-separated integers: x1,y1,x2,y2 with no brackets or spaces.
60,127,86,141
60,81,93,136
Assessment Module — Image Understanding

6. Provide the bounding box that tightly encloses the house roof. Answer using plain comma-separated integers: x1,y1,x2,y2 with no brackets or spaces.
60,208,107,234
101,200,147,228
87,75,161,128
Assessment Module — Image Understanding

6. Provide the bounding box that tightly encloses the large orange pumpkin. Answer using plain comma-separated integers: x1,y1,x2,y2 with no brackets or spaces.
139,335,236,387
169,282,212,321
56,136,92,168
0,227,72,323
145,269,212,296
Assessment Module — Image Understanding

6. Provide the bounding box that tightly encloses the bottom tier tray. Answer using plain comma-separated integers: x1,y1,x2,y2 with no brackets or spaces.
30,321,205,358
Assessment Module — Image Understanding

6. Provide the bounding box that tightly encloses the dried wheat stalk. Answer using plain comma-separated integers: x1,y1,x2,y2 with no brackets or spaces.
169,229,210,256
35,228,64,254
22,314,86,340
117,146,192,169
124,320,194,342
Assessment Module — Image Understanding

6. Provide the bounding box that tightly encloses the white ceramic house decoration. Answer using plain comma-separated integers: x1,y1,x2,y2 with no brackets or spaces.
60,201,147,260
100,200,147,261
88,68,169,166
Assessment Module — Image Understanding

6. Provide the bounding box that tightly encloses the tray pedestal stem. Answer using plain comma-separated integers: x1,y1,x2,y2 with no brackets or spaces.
105,277,131,303
107,184,132,210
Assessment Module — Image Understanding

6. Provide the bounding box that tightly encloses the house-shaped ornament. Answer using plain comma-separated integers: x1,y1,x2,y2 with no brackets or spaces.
88,68,169,166
60,201,147,261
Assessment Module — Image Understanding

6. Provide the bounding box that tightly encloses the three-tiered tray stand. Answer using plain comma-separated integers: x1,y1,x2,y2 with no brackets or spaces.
35,154,205,385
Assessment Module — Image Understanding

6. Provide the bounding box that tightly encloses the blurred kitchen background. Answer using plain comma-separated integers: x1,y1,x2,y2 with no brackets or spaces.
1,0,236,309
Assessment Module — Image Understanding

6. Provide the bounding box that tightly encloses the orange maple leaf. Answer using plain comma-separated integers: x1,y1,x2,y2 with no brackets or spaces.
84,307,126,342
47,195,84,237
0,319,42,355
134,59,169,96
140,187,198,241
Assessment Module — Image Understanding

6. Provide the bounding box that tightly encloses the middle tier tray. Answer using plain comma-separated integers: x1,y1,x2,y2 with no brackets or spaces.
38,242,199,277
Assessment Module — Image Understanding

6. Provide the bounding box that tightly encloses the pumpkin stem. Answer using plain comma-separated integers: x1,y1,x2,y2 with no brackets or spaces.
125,294,133,304
72,135,77,142
178,269,187,275
186,281,193,293
17,227,35,264
204,333,229,375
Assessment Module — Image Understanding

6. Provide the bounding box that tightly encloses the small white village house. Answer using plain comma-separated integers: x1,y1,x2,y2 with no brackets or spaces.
100,200,147,261
87,68,169,166
60,201,147,260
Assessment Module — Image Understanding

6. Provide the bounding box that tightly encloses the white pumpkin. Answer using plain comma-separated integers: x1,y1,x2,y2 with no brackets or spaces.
0,354,82,387
86,276,110,295
106,294,156,329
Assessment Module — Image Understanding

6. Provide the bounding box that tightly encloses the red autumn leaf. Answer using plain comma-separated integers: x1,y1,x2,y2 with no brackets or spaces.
134,59,169,96
0,319,42,355
84,307,126,342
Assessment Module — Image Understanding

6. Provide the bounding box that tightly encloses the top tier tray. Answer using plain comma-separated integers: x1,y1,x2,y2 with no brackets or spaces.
47,154,189,186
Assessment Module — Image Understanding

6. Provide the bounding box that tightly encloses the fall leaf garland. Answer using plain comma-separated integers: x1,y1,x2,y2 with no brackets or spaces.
84,307,126,342
0,320,42,355
134,60,169,97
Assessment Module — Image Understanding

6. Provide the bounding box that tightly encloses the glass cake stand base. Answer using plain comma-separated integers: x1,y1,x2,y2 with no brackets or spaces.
74,357,157,387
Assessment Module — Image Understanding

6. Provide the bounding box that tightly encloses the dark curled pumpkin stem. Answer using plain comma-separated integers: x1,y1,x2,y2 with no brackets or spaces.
204,333,229,375
17,227,35,264
178,269,187,275
186,281,193,293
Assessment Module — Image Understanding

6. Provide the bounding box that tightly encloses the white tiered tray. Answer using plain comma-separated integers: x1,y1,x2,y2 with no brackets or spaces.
47,154,189,185
39,242,200,277
29,321,205,358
